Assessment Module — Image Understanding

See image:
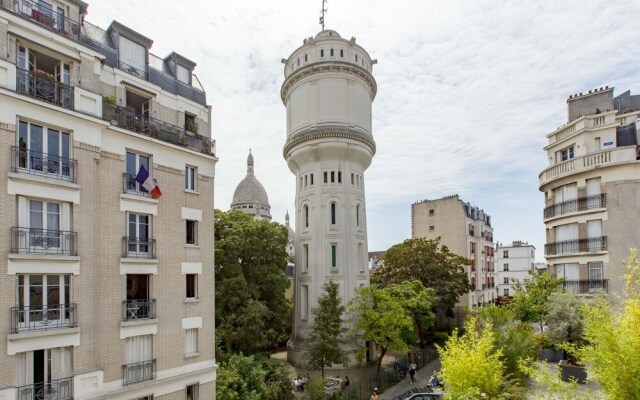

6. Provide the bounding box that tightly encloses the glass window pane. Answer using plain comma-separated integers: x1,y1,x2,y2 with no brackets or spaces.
126,152,137,176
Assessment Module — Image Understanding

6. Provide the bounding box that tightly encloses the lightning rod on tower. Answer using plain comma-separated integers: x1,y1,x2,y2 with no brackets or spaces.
319,0,327,30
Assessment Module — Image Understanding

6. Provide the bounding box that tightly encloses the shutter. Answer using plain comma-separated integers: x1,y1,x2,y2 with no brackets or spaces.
177,65,190,84
119,37,146,72
586,178,601,196
565,263,579,280
587,220,602,237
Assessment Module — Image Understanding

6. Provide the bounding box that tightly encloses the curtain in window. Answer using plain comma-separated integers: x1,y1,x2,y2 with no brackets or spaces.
555,223,578,253
586,177,601,196
185,329,198,354
119,37,146,73
17,352,34,386
587,220,603,251
589,262,603,281
126,335,152,364
51,347,72,380
556,263,579,280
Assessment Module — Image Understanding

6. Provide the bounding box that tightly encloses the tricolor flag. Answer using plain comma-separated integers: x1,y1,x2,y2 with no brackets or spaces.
135,165,162,199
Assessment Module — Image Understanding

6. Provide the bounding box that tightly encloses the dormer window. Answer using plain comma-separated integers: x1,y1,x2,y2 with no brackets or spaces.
118,37,146,79
176,64,190,85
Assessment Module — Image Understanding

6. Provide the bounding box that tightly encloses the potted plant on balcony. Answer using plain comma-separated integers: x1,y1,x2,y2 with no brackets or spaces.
32,68,56,82
546,291,588,383
185,119,198,134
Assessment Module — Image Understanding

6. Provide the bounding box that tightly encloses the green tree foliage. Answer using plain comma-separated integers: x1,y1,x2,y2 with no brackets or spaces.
545,291,585,362
303,281,348,378
437,316,506,399
385,280,438,349
215,209,291,354
576,250,640,399
348,282,435,379
508,270,563,332
371,238,471,318
217,354,294,400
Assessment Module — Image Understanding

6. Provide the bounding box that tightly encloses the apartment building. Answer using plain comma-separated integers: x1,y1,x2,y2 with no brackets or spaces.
539,87,640,296
412,195,495,309
0,1,216,399
495,241,536,298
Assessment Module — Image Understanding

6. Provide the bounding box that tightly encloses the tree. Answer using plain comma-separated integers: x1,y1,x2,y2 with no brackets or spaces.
348,283,423,379
385,280,438,350
303,281,348,378
508,269,563,332
437,316,506,399
215,209,291,354
371,238,471,318
576,250,640,399
217,354,294,400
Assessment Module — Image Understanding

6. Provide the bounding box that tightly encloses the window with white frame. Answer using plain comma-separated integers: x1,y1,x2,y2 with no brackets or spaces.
186,220,197,245
126,152,151,194
503,277,509,284
330,202,336,225
17,274,71,330
17,120,72,178
185,328,198,355
185,166,196,191
303,244,309,272
503,263,509,271
186,274,197,299
503,288,510,296
124,335,153,383
186,383,199,400
127,213,151,256
331,243,337,268
16,347,73,389
177,65,190,85
304,205,309,228
588,261,603,281
557,145,575,162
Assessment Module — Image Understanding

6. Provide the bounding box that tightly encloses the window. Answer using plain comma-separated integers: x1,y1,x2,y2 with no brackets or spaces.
297,58,300,66
186,274,197,299
330,202,336,225
330,48,334,56
16,45,72,108
186,383,199,400
503,250,509,258
355,54,358,62
304,175,308,187
330,171,335,183
429,209,435,216
125,335,153,384
301,285,309,319
28,199,61,249
16,274,71,330
186,220,197,245
340,49,344,57
358,243,364,272
320,49,324,57
18,121,72,179
118,36,146,78
588,261,603,281
351,173,354,185
324,172,328,183
310,173,314,185
185,113,198,133
304,54,307,62
177,65,190,84
126,152,151,195
128,213,151,257
504,277,509,284
429,225,435,232
503,263,509,271
331,244,337,267
185,328,198,354
503,288,510,296
16,347,73,389
356,204,361,227
304,205,309,228
303,244,309,272
185,166,196,191
559,145,575,162
338,171,342,183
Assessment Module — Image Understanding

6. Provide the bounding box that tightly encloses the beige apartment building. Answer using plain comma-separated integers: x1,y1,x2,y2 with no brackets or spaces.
539,87,640,296
412,195,495,310
0,1,216,399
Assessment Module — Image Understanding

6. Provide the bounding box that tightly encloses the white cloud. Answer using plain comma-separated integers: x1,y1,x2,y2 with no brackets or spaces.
86,0,640,259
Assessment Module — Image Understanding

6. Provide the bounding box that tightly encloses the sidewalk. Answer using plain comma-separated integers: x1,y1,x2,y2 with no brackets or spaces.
379,358,442,400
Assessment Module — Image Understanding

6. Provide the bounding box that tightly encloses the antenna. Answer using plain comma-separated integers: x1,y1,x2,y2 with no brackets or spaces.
319,0,327,30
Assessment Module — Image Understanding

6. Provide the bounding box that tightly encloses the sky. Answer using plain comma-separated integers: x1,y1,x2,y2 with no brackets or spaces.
86,0,640,261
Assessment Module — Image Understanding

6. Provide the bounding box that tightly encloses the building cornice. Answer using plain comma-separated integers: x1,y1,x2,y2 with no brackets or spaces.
283,126,376,158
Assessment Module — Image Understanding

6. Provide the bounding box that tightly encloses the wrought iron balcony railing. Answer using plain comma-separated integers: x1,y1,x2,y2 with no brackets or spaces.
122,237,156,259
2,0,81,40
104,104,215,155
544,236,608,255
16,68,73,109
12,146,77,183
11,303,77,333
123,173,152,197
544,194,607,219
123,359,156,386
122,299,156,321
11,227,78,255
118,60,148,80
16,377,73,400
562,279,609,294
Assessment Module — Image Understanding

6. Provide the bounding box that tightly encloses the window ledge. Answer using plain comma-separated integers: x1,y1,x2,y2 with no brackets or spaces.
184,244,200,249
330,268,339,273
184,189,200,195
185,352,200,359
185,298,200,303
120,193,159,204
121,318,159,328
8,253,80,262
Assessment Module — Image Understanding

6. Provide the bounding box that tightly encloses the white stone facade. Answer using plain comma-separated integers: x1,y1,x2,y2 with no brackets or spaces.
495,241,536,298
282,30,376,365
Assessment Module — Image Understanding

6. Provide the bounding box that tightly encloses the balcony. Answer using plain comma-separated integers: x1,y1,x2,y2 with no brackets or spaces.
544,194,607,219
122,299,156,321
544,236,608,256
562,279,609,294
539,146,639,188
12,146,78,183
1,0,81,41
105,104,215,156
122,237,156,259
11,227,77,256
123,173,154,197
11,303,77,333
16,377,73,400
16,69,74,109
123,359,156,386
118,60,148,80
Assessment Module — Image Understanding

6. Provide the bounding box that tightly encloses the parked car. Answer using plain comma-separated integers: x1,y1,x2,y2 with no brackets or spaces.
403,393,444,400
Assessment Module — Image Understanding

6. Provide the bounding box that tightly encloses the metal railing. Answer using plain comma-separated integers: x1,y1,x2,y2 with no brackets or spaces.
16,377,73,400
11,227,77,255
122,299,156,321
563,279,609,294
545,236,608,255
544,194,607,219
118,60,148,80
11,303,77,333
123,173,151,196
12,146,77,183
122,237,156,259
16,68,73,109
123,359,156,386
105,104,215,155
2,0,81,40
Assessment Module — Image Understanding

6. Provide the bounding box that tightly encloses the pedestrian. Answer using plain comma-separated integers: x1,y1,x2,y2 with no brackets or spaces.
343,376,350,387
370,387,379,400
409,362,417,383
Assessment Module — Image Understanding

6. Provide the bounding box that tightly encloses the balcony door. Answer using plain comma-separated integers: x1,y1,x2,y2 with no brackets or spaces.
128,213,150,256
126,152,150,193
553,183,577,215
29,200,60,250
556,263,579,281
17,274,70,330
587,220,603,251
17,347,72,397
18,121,71,178
555,223,578,254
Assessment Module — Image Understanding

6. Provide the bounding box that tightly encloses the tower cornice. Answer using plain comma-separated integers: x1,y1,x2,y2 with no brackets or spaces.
281,61,377,104
283,125,376,158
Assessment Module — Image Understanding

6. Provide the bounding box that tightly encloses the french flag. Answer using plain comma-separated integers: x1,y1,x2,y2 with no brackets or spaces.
135,165,162,199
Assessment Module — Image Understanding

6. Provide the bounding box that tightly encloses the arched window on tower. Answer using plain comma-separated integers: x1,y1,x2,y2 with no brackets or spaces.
330,202,336,225
340,49,344,57
304,205,309,228
356,204,361,227
304,54,308,62
320,49,324,57
330,48,334,56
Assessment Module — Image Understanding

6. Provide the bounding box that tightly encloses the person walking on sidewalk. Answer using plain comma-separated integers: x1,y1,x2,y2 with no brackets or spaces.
409,362,417,383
